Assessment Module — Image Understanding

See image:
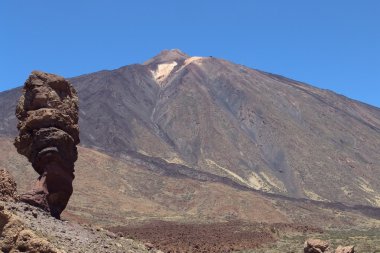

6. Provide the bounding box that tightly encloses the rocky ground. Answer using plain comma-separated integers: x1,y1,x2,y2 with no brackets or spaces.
109,221,323,253
1,167,378,253
109,221,380,253
0,169,18,202
0,200,162,253
246,229,380,253
1,194,378,253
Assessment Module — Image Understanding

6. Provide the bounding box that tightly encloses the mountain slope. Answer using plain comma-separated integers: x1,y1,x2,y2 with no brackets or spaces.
2,136,380,229
1,49,380,207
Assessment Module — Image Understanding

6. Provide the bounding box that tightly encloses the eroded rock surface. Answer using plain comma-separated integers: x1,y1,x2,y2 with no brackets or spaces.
304,239,356,253
14,71,79,219
304,239,330,253
335,245,355,253
0,169,18,201
0,201,157,253
0,204,60,253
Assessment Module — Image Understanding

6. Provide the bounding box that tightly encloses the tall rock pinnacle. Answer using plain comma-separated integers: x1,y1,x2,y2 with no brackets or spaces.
14,71,80,219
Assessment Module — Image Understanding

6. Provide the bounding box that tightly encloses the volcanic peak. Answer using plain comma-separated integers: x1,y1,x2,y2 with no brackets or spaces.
144,49,189,65
146,49,205,85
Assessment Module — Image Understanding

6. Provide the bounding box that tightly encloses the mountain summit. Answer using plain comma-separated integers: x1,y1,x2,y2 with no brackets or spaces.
144,49,190,65
0,50,380,209
144,49,206,86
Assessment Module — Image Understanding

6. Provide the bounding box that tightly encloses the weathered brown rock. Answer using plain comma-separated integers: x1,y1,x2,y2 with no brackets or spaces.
14,71,79,219
0,202,155,253
304,239,330,253
335,245,355,253
0,207,61,253
0,169,18,201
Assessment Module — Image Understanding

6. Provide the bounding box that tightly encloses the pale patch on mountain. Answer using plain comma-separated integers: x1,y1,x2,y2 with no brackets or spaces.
205,159,250,187
259,172,286,192
163,156,187,165
304,189,328,202
151,61,178,85
183,56,204,66
248,172,276,192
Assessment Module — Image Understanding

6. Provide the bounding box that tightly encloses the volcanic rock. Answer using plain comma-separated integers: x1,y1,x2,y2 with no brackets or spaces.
0,168,18,201
335,245,355,253
0,206,60,252
14,71,79,219
304,239,330,253
0,201,155,253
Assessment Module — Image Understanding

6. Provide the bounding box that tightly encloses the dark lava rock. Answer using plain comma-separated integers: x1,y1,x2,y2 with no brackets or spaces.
14,71,79,219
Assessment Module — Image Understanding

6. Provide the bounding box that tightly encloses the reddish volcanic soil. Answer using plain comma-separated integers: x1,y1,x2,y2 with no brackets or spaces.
110,221,322,253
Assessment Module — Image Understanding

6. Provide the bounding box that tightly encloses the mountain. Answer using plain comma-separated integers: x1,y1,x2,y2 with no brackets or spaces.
0,49,380,210
2,136,380,229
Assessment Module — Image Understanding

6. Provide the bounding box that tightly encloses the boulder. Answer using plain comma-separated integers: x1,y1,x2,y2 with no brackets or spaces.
335,245,355,253
304,239,330,253
14,71,79,219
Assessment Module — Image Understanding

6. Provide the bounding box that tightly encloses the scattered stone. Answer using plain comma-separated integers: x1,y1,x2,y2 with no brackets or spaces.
15,229,61,253
335,245,355,253
106,231,117,239
0,207,60,252
14,71,80,219
304,239,330,253
145,242,154,250
2,201,151,252
304,239,356,253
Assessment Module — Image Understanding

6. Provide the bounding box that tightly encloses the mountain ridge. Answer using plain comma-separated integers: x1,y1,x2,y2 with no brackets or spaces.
1,49,380,208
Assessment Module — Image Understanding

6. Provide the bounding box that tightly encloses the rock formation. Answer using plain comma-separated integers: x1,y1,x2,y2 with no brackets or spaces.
0,202,157,253
0,204,60,253
304,239,330,253
335,245,355,253
0,168,18,201
304,239,355,253
14,71,79,219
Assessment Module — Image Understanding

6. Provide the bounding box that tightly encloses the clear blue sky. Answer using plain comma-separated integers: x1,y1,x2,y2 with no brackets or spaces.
1,1,379,107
